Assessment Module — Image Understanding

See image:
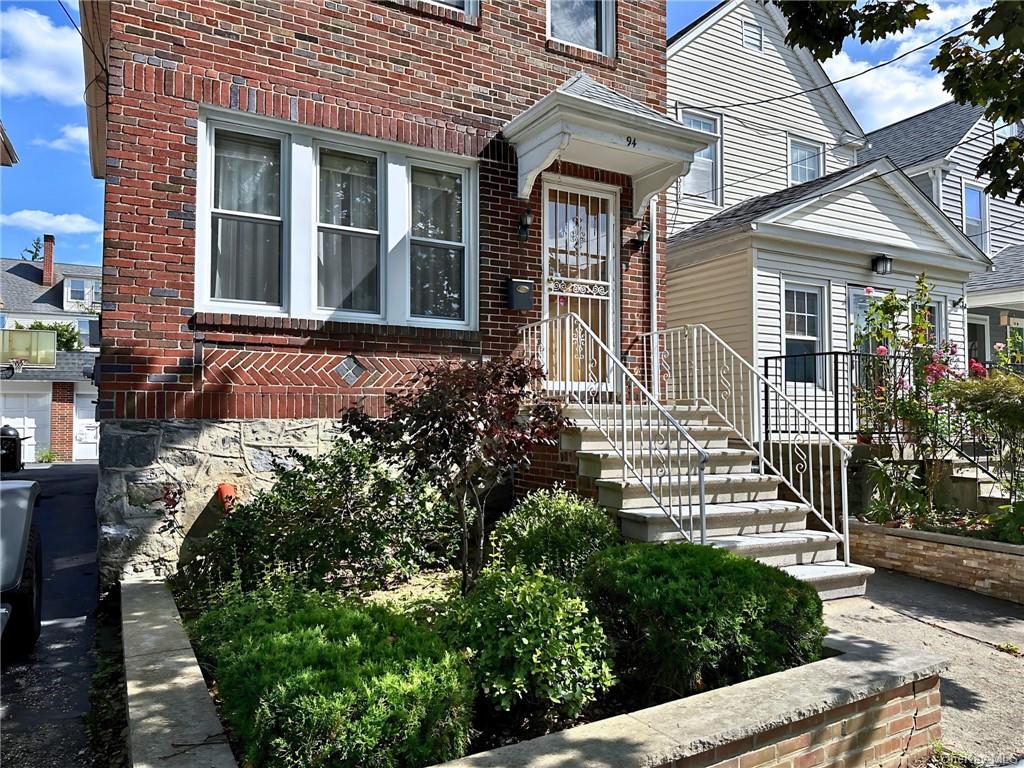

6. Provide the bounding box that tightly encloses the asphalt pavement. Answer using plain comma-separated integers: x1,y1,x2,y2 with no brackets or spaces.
1,462,99,768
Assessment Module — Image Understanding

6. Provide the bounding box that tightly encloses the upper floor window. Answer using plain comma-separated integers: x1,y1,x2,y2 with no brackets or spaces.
198,116,478,330
741,21,763,51
963,183,988,252
77,318,93,347
548,0,616,56
789,138,823,185
66,278,101,304
677,110,721,205
424,0,479,14
994,118,1022,142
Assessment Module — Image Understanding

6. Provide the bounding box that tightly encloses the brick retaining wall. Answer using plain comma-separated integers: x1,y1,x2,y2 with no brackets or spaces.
850,521,1024,604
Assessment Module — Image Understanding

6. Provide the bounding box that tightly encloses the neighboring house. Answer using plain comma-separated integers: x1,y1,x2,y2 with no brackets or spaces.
0,120,18,167
79,0,715,579
662,0,990,433
0,235,100,462
859,101,1024,366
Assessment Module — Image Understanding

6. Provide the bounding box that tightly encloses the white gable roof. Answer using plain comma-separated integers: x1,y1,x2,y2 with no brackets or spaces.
667,0,864,142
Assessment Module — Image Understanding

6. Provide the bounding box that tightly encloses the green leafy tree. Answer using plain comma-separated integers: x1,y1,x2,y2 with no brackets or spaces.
771,1,1024,203
13,321,83,351
21,238,43,261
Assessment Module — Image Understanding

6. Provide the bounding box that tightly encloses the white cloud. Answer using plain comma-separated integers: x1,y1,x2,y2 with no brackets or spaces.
32,124,89,152
824,1,981,131
0,7,85,106
0,210,101,235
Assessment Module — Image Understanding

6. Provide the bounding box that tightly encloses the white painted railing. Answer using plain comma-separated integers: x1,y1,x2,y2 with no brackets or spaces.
520,313,709,542
643,324,851,564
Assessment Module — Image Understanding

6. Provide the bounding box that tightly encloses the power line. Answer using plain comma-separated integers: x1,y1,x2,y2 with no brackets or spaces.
58,0,108,76
688,20,972,112
667,127,1004,231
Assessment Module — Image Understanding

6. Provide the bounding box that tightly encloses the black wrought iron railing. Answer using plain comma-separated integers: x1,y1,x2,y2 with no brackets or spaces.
763,350,1013,485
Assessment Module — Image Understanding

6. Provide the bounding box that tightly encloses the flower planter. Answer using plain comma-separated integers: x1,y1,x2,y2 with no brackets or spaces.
850,521,1024,604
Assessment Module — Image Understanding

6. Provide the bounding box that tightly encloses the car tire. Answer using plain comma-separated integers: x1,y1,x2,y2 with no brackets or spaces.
4,527,42,657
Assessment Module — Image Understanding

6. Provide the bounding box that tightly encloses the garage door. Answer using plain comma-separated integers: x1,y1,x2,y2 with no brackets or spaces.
1,387,51,461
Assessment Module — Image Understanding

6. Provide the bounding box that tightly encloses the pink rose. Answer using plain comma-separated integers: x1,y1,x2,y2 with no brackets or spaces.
864,287,875,296
876,345,889,356
994,342,1006,352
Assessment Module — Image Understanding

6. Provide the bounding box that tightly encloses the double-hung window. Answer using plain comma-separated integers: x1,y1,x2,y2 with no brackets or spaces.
677,111,720,205
784,284,824,384
994,118,1022,142
318,149,381,313
789,138,823,185
66,278,101,305
547,0,616,56
926,301,946,344
410,166,466,321
211,131,283,304
963,183,988,252
198,116,477,330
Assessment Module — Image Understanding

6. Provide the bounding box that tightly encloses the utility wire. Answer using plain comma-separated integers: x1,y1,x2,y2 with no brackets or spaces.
58,0,108,76
688,20,972,112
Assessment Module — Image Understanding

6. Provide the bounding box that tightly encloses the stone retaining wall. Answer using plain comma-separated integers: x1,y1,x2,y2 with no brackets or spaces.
98,418,344,585
850,521,1024,604
437,635,947,768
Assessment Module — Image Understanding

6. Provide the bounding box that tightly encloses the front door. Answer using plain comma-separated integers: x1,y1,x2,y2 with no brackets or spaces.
542,180,617,387
73,392,99,461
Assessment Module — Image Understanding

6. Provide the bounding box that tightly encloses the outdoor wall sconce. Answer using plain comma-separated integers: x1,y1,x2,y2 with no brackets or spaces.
518,208,534,241
871,254,893,275
637,221,651,248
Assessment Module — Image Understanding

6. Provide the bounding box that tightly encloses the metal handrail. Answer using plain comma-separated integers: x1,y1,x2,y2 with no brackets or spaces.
520,313,709,542
642,324,851,564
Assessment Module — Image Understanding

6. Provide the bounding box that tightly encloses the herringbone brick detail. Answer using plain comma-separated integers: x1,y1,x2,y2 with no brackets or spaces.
204,349,423,391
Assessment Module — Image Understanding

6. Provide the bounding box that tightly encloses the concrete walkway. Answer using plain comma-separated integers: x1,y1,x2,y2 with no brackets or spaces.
1,463,99,768
825,569,1024,767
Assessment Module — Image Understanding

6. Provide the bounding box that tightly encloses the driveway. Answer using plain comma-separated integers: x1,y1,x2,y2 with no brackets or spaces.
1,463,99,768
825,569,1024,767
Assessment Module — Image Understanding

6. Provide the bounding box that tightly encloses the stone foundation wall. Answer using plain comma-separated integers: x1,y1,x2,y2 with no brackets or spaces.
97,418,343,585
850,521,1024,604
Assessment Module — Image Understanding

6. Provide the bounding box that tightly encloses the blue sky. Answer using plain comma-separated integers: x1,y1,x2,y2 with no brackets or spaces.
0,0,979,268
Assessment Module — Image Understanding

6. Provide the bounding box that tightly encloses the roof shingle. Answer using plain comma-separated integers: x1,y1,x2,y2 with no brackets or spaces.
859,101,985,169
1,258,102,314
968,244,1024,292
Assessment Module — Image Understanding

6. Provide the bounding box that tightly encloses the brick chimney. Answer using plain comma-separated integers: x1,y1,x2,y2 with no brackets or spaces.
42,234,55,286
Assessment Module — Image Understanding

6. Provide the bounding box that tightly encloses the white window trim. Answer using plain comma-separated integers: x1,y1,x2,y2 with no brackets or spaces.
741,20,763,51
422,0,479,15
675,107,723,207
546,0,616,57
781,277,830,387
65,278,100,306
967,314,991,361
961,179,989,254
196,111,479,331
928,299,947,344
787,136,824,186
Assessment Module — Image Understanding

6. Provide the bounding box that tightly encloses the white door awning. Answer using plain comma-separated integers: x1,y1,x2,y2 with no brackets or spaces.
503,73,715,217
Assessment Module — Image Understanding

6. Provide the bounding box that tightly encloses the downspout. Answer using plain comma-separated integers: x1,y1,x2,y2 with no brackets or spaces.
650,195,660,399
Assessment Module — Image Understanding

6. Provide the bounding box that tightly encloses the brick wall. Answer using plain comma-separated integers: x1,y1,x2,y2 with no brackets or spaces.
99,0,669,421
851,522,1024,604
672,676,942,768
50,382,75,461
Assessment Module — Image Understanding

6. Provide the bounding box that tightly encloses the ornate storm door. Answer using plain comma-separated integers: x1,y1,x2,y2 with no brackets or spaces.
542,180,617,387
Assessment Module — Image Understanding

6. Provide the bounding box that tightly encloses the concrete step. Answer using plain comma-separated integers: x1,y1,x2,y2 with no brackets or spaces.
707,530,842,567
619,499,810,542
597,472,782,510
780,561,874,600
562,403,715,425
562,424,734,453
577,447,758,479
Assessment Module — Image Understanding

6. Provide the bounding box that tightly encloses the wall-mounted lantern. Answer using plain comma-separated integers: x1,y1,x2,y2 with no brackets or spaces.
518,208,534,242
871,254,893,275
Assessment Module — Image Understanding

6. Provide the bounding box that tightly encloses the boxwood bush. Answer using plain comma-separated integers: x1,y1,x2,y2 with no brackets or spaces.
445,566,614,726
584,543,826,703
181,438,458,596
490,488,620,582
188,581,473,768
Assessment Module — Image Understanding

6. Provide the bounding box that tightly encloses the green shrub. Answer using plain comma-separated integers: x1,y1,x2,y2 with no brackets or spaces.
446,567,613,725
584,543,826,703
490,488,620,581
188,581,472,768
182,438,458,595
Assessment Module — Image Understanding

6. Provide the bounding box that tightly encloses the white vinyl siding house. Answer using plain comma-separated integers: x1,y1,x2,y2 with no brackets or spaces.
665,0,861,233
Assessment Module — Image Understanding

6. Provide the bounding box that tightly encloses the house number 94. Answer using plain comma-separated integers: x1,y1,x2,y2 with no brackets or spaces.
626,136,637,147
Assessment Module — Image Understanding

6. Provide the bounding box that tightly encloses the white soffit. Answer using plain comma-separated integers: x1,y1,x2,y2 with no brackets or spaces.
504,73,714,217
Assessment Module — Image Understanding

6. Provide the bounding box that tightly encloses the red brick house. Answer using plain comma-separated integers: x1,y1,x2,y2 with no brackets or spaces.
80,0,714,580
